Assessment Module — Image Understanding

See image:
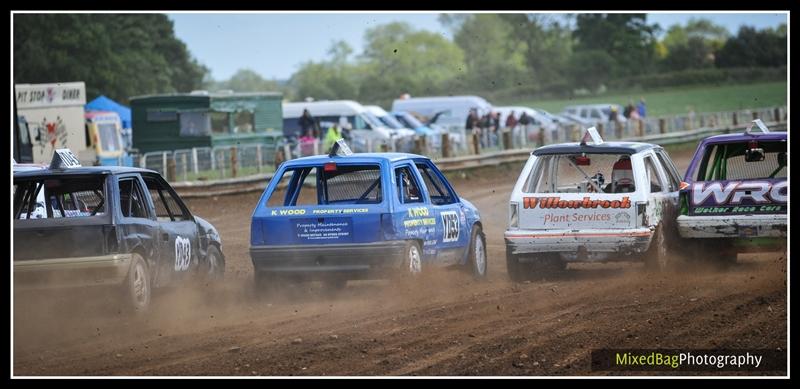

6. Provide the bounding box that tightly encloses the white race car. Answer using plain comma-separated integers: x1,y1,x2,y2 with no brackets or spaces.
504,128,684,280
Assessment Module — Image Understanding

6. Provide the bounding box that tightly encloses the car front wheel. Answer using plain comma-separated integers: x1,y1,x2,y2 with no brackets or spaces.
124,253,151,313
468,225,488,280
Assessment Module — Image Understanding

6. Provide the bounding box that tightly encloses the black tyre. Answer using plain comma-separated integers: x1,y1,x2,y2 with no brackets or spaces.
124,253,151,313
403,241,423,276
467,225,488,280
253,270,278,294
200,245,225,282
644,224,670,271
506,250,534,282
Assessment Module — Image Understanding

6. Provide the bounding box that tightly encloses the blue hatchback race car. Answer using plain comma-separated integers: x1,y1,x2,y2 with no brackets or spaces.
249,142,487,289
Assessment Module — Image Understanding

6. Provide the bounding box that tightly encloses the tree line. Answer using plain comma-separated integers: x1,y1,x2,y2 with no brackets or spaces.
13,14,787,107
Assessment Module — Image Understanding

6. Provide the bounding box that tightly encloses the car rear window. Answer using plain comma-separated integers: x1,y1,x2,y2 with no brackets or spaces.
524,153,637,194
696,141,787,181
13,176,106,219
267,164,383,206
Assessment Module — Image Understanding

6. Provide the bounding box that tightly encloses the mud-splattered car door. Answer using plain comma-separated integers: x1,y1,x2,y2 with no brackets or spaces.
642,153,680,229
141,174,199,287
115,174,160,271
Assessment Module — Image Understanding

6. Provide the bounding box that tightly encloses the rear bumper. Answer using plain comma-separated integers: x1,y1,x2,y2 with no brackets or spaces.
250,241,407,278
677,214,787,239
14,254,132,290
504,228,654,256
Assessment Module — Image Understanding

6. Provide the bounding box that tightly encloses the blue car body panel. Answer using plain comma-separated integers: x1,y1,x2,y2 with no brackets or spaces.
250,153,481,276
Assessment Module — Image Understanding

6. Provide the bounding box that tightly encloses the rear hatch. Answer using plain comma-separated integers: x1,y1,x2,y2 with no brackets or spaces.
14,174,115,261
681,139,787,217
517,153,639,230
252,162,387,246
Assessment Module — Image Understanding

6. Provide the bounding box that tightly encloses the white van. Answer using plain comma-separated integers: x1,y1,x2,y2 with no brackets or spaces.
283,100,411,152
391,95,492,131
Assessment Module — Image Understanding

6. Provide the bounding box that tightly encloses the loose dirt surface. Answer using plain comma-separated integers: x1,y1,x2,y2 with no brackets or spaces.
13,148,787,376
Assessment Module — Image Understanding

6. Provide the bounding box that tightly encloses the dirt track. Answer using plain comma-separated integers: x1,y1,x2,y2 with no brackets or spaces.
13,149,788,376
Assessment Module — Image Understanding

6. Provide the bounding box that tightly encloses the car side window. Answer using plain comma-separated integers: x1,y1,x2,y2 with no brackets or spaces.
644,156,665,193
415,161,456,205
143,175,191,221
118,178,150,219
655,151,681,192
395,166,423,204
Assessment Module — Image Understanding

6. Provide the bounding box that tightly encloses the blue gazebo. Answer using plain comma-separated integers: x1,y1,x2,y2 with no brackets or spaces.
85,95,132,129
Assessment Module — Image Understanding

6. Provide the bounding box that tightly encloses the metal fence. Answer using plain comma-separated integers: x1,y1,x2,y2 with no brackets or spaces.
138,106,786,183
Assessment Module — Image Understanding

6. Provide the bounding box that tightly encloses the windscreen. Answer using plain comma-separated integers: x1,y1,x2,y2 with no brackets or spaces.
696,141,787,181
14,176,106,219
266,164,383,206
524,153,636,194
97,123,122,152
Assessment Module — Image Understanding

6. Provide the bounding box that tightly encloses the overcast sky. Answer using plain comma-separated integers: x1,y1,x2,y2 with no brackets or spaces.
166,12,788,81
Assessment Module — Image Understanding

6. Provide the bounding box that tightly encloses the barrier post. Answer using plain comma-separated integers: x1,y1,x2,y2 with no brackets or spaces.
502,130,512,150
231,146,238,178
167,157,176,182
256,145,263,173
441,133,451,158
659,118,666,134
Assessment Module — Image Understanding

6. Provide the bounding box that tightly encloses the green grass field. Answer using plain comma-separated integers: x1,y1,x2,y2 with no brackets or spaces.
508,81,787,117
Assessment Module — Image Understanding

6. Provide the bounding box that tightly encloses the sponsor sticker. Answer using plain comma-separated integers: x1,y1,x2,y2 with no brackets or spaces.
174,236,191,271
441,211,460,243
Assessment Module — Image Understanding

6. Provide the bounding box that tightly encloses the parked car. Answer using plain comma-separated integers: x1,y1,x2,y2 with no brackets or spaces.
493,106,558,144
391,95,493,131
392,110,465,152
504,128,684,280
13,150,225,312
676,120,787,264
249,141,487,290
562,104,628,126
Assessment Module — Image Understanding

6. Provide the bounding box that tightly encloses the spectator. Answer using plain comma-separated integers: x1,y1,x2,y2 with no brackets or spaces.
324,120,349,151
492,111,501,147
505,110,518,130
623,101,635,119
465,108,479,131
608,106,619,123
299,128,317,156
298,109,318,138
481,112,494,147
518,111,531,127
637,98,647,118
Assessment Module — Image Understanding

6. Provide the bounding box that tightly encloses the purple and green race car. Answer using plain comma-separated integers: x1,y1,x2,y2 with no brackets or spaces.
677,120,787,264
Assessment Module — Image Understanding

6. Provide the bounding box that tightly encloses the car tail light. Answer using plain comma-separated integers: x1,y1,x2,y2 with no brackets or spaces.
636,202,648,227
509,202,519,229
324,162,337,172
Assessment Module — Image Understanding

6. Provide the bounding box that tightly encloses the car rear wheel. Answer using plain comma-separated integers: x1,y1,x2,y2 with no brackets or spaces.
644,224,670,271
468,225,488,280
506,251,535,282
124,253,151,313
404,241,423,276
